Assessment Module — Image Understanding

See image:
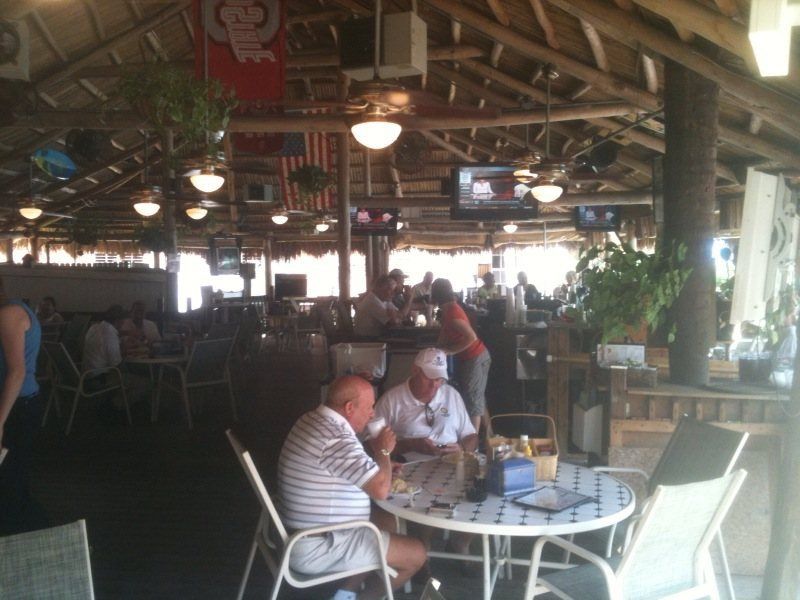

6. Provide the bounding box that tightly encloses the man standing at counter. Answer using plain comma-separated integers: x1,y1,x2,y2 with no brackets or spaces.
475,271,499,308
354,275,401,338
431,278,491,433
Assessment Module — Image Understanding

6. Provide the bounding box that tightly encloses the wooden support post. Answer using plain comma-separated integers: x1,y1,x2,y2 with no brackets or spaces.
161,130,179,314
336,131,351,307
4,240,13,263
263,236,273,300
663,61,718,386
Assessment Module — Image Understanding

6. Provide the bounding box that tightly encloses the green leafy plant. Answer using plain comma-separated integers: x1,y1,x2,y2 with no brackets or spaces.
135,225,172,254
69,219,101,246
116,63,236,150
570,242,692,344
287,165,332,209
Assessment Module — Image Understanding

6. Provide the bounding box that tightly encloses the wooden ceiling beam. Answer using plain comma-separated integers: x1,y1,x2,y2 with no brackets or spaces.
530,0,560,49
542,0,800,139
10,103,639,133
353,189,652,207
29,2,191,93
628,0,759,74
425,0,661,110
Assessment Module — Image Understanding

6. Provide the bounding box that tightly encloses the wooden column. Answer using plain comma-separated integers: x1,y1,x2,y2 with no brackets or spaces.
663,61,718,385
5,240,13,263
162,130,179,313
336,132,351,303
365,235,374,287
263,236,273,300
30,236,39,263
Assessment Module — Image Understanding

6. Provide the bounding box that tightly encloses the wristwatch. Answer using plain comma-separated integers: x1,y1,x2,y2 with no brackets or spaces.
380,448,391,456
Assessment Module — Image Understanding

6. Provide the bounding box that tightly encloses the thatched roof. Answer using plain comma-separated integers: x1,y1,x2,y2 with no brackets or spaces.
1,0,794,253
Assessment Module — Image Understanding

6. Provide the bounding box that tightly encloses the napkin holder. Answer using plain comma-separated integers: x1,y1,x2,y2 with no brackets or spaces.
488,457,536,497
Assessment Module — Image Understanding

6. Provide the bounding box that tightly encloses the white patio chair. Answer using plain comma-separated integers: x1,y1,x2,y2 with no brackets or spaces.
584,415,749,599
225,429,396,600
0,519,95,599
42,341,130,435
524,470,748,600
154,336,237,429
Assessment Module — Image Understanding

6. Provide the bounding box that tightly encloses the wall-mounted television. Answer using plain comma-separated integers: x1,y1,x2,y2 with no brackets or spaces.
275,274,308,300
574,205,621,231
450,163,539,221
350,207,399,235
209,237,241,275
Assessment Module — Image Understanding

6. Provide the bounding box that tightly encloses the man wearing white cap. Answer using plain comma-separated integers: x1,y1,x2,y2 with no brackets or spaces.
374,348,477,455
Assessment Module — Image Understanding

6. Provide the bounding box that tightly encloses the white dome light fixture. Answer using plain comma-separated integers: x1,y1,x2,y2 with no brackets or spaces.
271,214,289,225
503,222,518,234
531,180,564,203
396,221,404,230
351,106,402,150
133,199,161,217
19,205,43,220
190,165,225,193
315,222,330,233
185,204,208,220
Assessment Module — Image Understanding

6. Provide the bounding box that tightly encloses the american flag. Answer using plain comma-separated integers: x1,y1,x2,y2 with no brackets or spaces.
279,125,336,212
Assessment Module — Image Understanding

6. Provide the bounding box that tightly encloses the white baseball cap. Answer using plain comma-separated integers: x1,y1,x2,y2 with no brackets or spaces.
414,348,449,380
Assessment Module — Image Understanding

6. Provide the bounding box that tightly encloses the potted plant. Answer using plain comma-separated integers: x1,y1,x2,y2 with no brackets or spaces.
570,242,692,385
287,165,332,210
115,63,236,154
135,224,171,254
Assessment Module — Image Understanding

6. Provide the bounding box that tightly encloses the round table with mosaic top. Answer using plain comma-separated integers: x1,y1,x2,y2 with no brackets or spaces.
375,458,634,599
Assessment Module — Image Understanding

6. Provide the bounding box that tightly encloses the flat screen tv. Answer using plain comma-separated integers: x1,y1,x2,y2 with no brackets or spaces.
209,238,241,275
350,207,399,235
275,274,308,300
574,205,621,231
451,163,539,221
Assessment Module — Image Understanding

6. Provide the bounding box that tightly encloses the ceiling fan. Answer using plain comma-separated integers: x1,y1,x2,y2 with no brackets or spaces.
512,66,662,203
0,157,77,221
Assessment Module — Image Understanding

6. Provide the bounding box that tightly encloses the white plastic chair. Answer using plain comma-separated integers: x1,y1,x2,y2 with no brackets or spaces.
225,429,396,600
586,416,749,599
0,519,95,599
524,470,748,600
155,337,237,429
42,341,130,435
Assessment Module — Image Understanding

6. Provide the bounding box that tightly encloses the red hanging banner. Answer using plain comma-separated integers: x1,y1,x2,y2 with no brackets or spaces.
194,0,286,153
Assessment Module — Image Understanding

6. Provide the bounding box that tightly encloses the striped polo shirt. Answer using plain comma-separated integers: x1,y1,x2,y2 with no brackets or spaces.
278,404,379,530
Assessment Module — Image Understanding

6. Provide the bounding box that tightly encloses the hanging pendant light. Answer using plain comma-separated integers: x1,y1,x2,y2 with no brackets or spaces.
132,132,163,216
19,158,44,220
315,222,330,233
271,213,289,225
190,1,226,192
352,106,402,150
190,161,225,193
350,0,403,150
503,223,518,234
185,203,208,220
19,205,43,220
531,68,567,203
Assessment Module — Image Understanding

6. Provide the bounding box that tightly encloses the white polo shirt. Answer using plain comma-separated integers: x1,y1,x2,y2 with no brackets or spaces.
375,380,475,445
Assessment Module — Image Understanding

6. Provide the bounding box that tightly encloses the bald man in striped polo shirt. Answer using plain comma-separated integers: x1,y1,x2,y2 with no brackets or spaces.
278,375,425,600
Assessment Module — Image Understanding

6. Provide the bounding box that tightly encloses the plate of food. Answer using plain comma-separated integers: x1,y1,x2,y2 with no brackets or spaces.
441,451,487,466
390,477,421,497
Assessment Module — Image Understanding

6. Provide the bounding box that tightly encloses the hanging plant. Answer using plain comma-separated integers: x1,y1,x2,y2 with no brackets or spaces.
69,219,101,246
570,242,692,345
287,165,332,210
135,224,172,254
115,63,237,152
